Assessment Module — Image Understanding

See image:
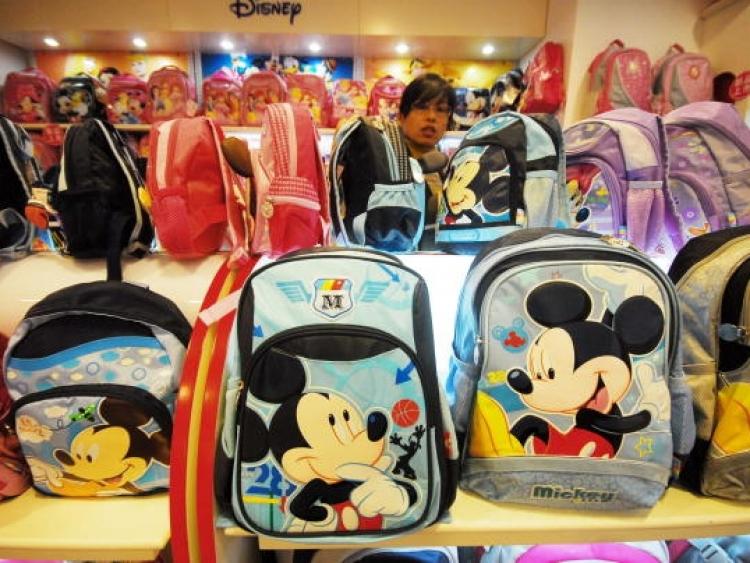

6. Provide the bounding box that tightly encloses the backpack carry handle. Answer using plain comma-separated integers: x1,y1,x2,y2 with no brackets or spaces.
667,43,685,54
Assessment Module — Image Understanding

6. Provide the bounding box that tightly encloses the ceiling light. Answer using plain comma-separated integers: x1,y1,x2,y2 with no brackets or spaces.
43,37,60,48
309,41,322,53
220,39,234,51
395,43,409,55
132,37,147,49
482,43,495,56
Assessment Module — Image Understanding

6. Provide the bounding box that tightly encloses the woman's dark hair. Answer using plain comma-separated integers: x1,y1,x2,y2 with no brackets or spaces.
399,73,456,117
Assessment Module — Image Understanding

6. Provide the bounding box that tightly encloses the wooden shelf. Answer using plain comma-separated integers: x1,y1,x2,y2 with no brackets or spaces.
225,487,750,549
0,489,169,560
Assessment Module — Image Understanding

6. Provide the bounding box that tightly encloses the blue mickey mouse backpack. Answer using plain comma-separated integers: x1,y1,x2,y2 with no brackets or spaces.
447,228,695,510
215,247,458,541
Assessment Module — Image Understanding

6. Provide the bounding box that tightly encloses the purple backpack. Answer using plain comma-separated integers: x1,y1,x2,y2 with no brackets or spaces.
664,101,750,250
564,108,672,266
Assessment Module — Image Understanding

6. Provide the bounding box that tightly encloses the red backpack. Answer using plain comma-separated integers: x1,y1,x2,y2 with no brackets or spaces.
588,40,652,114
3,68,56,123
329,79,369,128
0,332,32,501
146,117,250,265
519,41,565,114
249,103,330,257
240,71,288,126
202,68,242,125
367,75,405,121
106,73,149,124
285,73,330,127
146,66,197,123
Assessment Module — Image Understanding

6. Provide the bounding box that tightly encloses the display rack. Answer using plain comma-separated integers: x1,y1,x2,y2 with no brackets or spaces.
226,487,750,550
0,489,169,560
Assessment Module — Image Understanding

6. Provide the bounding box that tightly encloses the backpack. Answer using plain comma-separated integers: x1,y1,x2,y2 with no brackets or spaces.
435,112,568,253
0,115,44,259
241,71,289,126
106,74,149,125
367,76,405,122
146,116,249,264
2,280,191,497
215,247,458,539
447,228,695,510
146,66,197,123
485,542,669,562
669,226,750,499
202,68,242,125
329,116,426,252
249,102,330,257
652,44,713,115
286,73,331,127
3,68,56,123
329,79,368,128
588,40,652,114
663,101,750,252
52,74,107,123
519,42,565,114
453,87,490,130
489,69,526,114
278,547,460,562
56,118,154,280
564,108,672,267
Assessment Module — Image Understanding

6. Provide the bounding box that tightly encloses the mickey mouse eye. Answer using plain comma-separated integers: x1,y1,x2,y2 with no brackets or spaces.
343,409,350,422
535,372,543,380
328,414,336,426
547,368,555,380
86,455,93,463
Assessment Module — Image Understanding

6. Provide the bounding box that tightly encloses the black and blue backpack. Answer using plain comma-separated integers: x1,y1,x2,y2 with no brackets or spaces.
215,247,458,541
329,117,427,252
3,280,191,497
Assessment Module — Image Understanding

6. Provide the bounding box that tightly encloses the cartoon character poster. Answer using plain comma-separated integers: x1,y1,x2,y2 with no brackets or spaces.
35,51,189,83
364,58,515,90
470,264,673,467
201,53,353,85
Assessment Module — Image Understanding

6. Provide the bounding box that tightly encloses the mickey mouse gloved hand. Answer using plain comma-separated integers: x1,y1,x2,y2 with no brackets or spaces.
336,462,411,517
286,504,338,533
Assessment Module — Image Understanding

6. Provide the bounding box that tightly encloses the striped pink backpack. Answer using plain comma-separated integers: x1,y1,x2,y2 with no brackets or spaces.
249,103,330,257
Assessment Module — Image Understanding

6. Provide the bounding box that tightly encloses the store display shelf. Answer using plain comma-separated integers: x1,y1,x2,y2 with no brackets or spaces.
225,487,750,549
0,489,169,560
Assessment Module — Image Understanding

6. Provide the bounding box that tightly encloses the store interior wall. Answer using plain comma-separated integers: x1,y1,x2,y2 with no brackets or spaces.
697,0,750,122
552,0,705,125
0,39,29,88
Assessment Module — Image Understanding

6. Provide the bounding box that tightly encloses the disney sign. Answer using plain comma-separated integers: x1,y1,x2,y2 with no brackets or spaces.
229,1,303,25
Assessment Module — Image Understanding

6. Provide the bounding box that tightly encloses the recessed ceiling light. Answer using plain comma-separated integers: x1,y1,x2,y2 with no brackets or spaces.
309,41,322,53
395,43,409,55
220,39,234,51
132,37,147,49
43,37,60,48
482,43,495,56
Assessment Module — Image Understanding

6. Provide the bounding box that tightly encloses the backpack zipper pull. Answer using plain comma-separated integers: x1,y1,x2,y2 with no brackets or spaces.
719,323,748,344
261,197,274,219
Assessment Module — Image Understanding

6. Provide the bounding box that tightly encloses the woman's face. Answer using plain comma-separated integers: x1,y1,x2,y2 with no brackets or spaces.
399,97,451,156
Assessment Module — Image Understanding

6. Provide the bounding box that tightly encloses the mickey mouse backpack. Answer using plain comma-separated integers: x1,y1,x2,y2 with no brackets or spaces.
3,280,191,497
669,226,750,500
215,247,458,541
435,112,568,254
447,228,695,510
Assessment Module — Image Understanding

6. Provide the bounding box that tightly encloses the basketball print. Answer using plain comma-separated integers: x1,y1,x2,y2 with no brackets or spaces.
391,399,420,427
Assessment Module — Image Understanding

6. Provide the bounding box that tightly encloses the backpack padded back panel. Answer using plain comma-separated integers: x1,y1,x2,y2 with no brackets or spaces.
3,281,191,497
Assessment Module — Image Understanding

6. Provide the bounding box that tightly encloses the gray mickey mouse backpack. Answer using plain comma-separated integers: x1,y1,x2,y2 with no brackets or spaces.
215,247,458,541
447,228,695,510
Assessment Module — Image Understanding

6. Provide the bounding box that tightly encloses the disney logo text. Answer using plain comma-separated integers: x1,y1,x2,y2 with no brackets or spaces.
229,1,303,25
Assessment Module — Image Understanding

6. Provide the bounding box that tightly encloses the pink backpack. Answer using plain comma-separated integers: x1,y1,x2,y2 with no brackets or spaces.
106,73,149,124
240,71,288,126
588,40,652,114
249,103,330,257
519,41,565,114
652,44,713,114
3,68,56,123
0,332,31,501
367,75,405,121
202,68,242,126
146,117,250,265
146,66,197,123
329,79,368,128
285,73,330,127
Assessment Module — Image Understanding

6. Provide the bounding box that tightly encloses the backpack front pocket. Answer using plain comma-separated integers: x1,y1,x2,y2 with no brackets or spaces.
234,327,439,537
360,183,423,252
260,176,322,257
12,384,171,497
